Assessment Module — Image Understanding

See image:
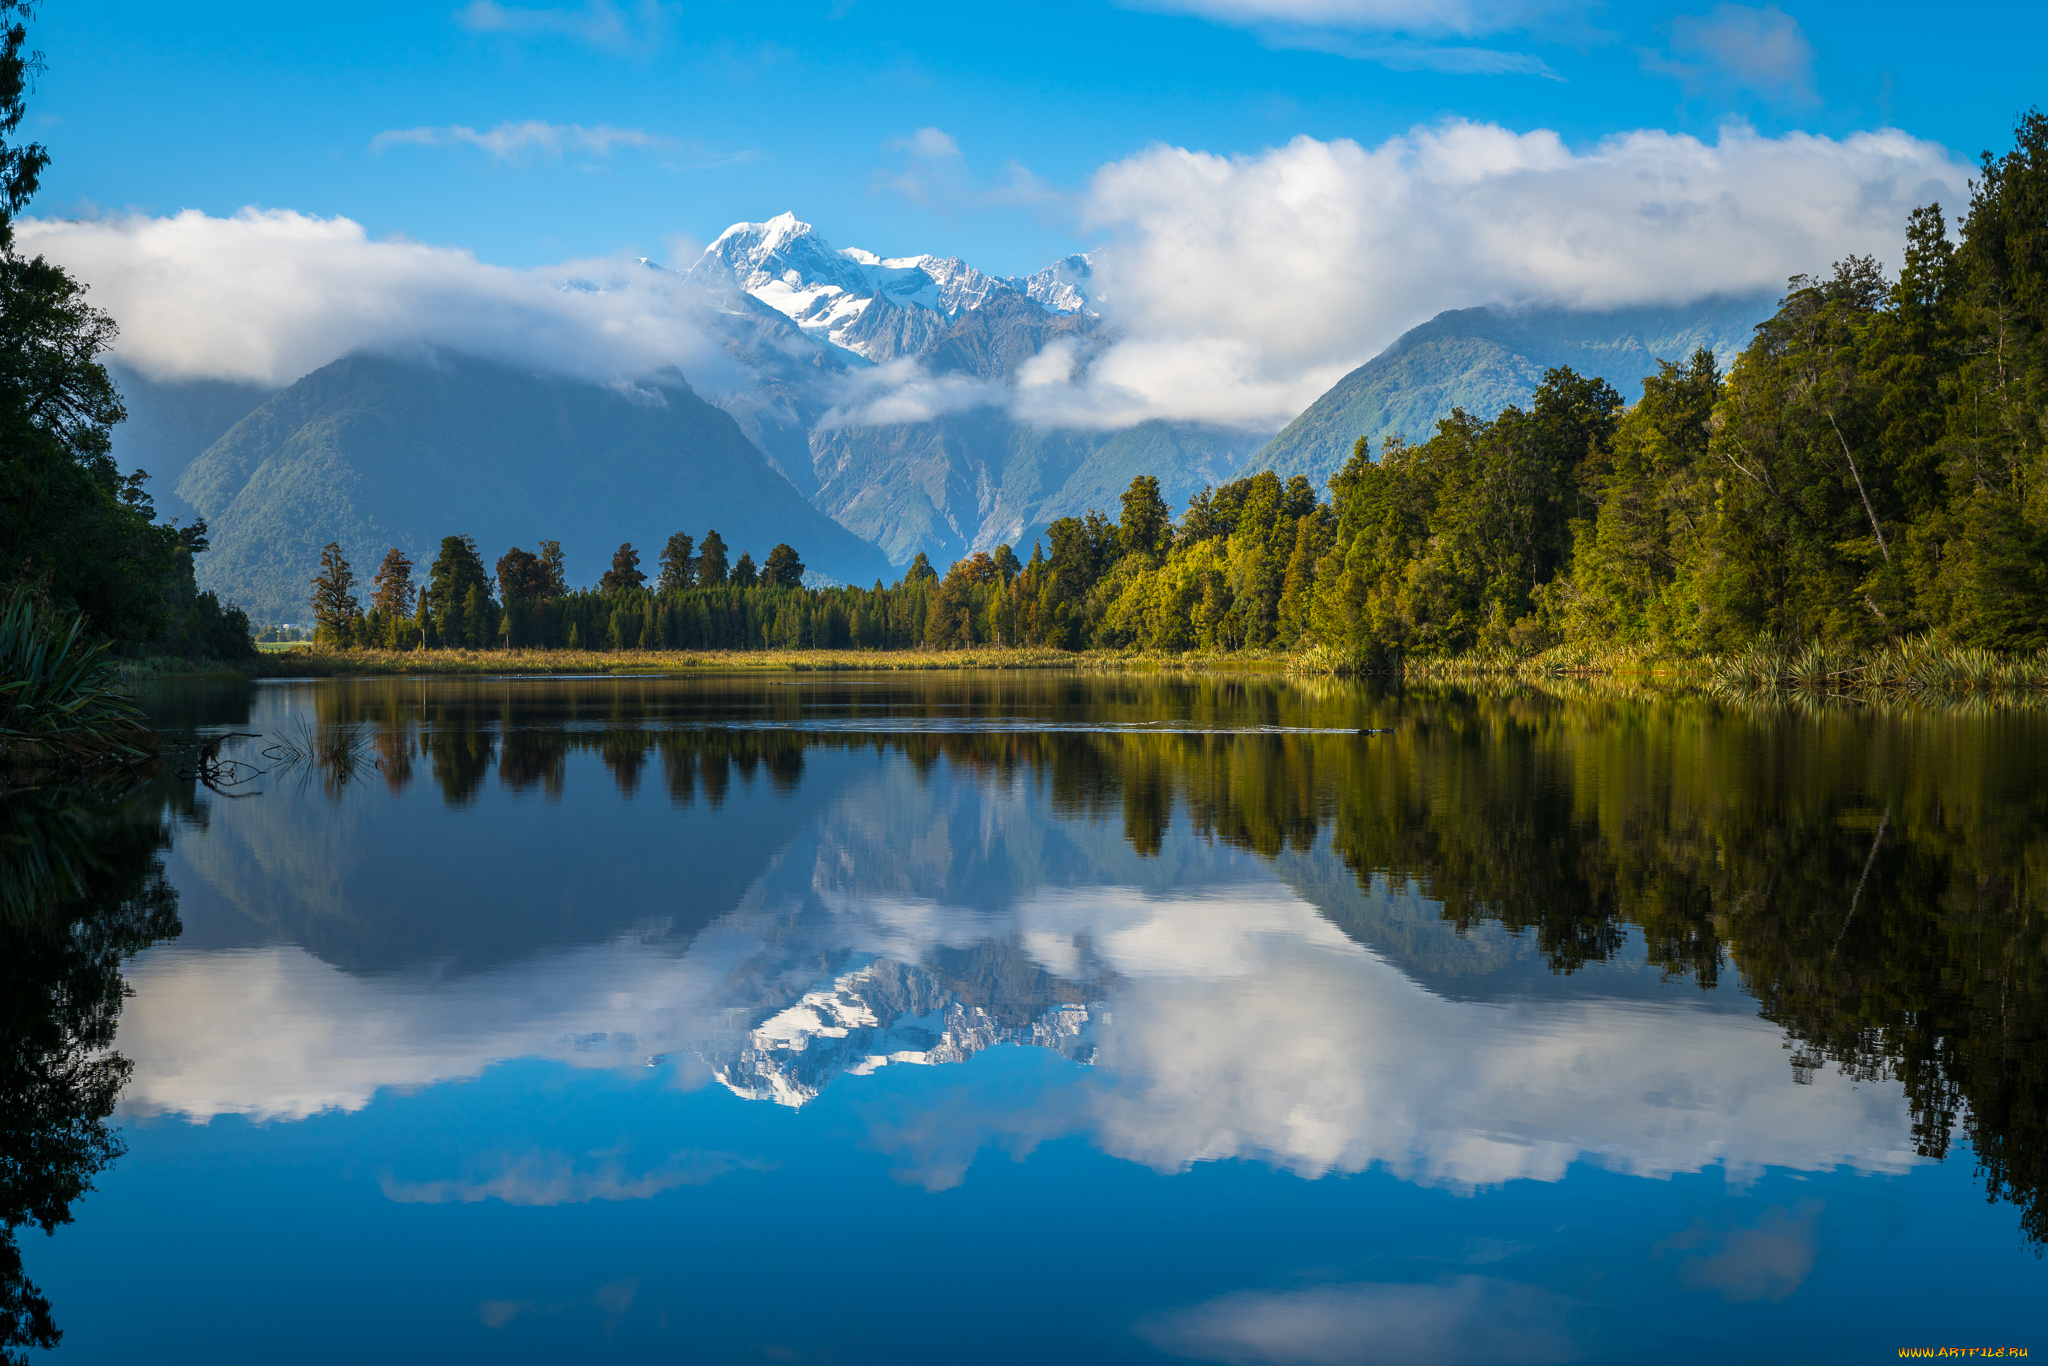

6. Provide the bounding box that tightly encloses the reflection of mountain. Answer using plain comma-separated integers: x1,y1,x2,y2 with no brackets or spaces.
122,675,2048,1242
118,710,1916,1201
718,957,1094,1109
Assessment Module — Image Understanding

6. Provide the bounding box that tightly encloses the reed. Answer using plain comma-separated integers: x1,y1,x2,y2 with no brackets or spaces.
0,584,158,786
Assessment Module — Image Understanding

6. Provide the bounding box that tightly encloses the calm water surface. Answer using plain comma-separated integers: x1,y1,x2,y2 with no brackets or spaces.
11,674,2045,1363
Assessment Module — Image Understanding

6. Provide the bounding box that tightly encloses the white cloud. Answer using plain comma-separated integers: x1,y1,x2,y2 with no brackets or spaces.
370,120,666,162
1645,4,1816,105
1124,0,1589,74
454,0,674,55
16,208,725,388
22,118,1971,432
819,356,1005,427
1015,119,1969,428
1126,0,1574,39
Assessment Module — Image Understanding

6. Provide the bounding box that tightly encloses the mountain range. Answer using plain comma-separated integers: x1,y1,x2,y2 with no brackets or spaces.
109,214,1779,623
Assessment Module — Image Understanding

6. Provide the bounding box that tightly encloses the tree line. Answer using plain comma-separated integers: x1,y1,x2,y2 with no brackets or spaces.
313,111,2048,662
310,529,957,651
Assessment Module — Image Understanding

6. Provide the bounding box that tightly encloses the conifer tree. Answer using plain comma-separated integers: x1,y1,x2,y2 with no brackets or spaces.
764,543,804,588
658,532,696,594
1118,475,1174,565
697,530,729,586
369,549,415,618
538,540,568,598
732,551,758,588
425,535,491,647
309,542,362,646
600,543,645,594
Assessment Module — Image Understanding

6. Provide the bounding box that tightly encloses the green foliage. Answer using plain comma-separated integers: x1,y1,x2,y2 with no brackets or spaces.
696,529,729,587
0,584,155,785
308,542,362,647
657,532,695,594
422,535,491,648
763,543,803,589
599,542,645,594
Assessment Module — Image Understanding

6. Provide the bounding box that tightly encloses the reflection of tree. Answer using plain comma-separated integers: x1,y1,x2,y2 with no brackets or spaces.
0,786,181,1361
289,675,2047,1244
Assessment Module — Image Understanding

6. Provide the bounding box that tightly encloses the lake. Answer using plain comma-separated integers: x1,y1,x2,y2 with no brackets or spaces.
9,673,2043,1363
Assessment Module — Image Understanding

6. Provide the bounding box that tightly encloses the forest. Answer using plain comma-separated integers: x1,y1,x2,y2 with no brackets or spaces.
305,110,2048,668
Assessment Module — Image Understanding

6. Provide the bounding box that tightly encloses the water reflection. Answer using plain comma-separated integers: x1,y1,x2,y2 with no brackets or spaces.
1,785,182,1360
111,675,2047,1250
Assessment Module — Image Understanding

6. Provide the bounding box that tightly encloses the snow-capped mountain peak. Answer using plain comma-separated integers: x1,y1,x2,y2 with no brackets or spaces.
692,213,1092,362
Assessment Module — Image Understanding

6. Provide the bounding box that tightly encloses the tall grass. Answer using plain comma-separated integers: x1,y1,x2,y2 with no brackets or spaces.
0,584,158,787
1711,633,2048,699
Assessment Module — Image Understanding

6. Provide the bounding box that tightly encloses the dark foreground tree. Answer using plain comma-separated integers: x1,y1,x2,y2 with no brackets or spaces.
731,551,757,588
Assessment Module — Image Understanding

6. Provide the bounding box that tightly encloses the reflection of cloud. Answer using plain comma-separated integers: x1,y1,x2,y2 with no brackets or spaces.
381,1149,770,1205
477,1276,639,1331
120,771,1923,1198
1660,1201,1821,1303
1138,1275,1575,1365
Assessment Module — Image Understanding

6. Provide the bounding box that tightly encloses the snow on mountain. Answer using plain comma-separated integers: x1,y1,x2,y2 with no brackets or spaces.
716,957,1095,1108
692,212,1092,362
1011,254,1094,315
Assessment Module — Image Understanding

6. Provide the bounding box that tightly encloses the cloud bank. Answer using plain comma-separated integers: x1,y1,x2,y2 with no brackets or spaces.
21,118,1970,429
17,208,722,388
1025,119,1969,428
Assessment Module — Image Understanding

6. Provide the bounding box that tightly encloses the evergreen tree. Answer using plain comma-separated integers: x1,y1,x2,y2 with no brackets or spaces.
600,543,645,594
425,535,491,646
657,532,696,594
763,543,804,588
537,540,567,598
697,530,729,586
731,551,758,588
369,549,415,618
495,547,549,603
309,542,362,646
1118,475,1174,565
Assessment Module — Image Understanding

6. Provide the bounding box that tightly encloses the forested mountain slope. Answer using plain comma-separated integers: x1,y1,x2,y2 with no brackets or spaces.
1256,294,1777,484
177,352,893,621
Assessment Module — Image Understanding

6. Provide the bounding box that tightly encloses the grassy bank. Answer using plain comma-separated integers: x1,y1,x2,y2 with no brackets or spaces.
245,644,1297,677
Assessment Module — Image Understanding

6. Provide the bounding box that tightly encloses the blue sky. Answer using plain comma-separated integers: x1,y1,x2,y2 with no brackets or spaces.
35,0,2046,276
